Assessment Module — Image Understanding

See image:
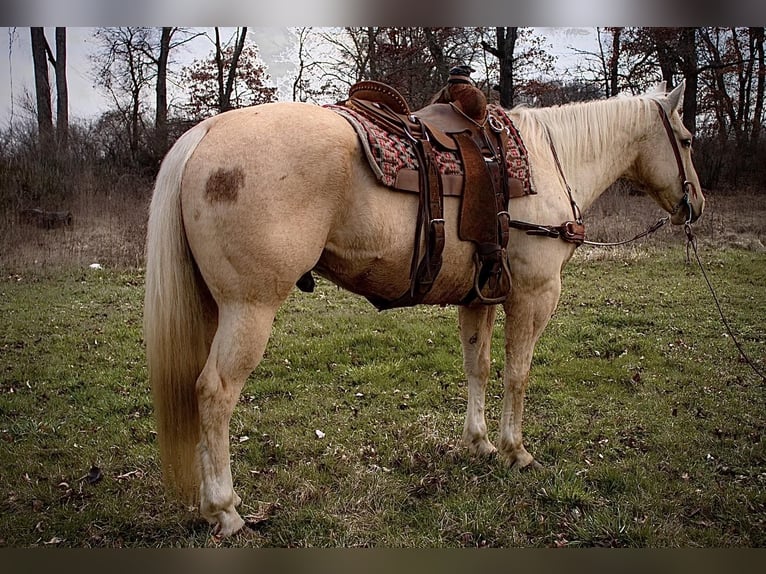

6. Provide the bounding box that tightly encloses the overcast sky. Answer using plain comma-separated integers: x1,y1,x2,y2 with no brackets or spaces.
0,27,597,127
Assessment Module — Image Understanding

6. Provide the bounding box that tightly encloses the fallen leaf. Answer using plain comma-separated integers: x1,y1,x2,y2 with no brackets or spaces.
116,469,144,480
315,429,326,439
244,502,280,527
44,536,64,545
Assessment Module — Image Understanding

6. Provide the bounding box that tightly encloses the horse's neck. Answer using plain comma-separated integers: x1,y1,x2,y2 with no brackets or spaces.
518,97,652,213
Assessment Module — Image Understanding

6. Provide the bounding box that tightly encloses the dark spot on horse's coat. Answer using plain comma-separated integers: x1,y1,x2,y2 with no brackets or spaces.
206,167,245,203
469,334,478,344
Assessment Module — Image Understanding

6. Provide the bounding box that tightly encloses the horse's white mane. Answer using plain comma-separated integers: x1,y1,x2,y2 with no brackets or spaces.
509,91,662,167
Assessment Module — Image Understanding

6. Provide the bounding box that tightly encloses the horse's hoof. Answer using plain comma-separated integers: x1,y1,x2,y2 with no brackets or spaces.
519,459,543,472
500,448,541,471
209,510,246,540
462,436,497,457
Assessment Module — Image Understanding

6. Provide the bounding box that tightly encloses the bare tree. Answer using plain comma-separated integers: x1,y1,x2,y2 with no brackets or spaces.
92,27,155,164
292,27,312,102
567,27,621,98
179,35,277,120
481,27,556,107
309,27,484,108
291,27,331,102
483,27,518,107
154,27,172,156
698,28,754,144
316,27,380,91
30,27,54,153
423,28,450,86
139,27,203,158
214,27,248,113
617,28,701,133
54,28,68,149
29,27,69,154
751,27,765,147
607,27,622,97
677,27,699,134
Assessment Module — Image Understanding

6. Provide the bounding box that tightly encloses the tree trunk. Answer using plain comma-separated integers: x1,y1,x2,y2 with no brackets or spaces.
155,27,172,157
366,27,378,80
678,27,698,134
650,29,677,90
214,28,225,112
501,27,518,107
131,87,141,161
750,27,764,148
486,27,517,108
608,27,622,97
30,27,54,154
480,27,517,107
424,28,449,86
54,27,68,150
221,27,247,113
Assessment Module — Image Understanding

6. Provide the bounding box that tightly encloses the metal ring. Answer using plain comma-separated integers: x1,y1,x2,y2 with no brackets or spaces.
487,114,504,133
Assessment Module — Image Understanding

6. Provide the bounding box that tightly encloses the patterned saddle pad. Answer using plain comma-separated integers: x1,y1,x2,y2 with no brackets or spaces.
325,103,535,197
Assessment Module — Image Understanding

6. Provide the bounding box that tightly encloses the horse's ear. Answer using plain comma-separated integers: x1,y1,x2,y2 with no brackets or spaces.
667,80,685,113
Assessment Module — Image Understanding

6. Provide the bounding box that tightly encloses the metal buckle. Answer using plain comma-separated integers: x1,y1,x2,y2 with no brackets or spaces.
429,218,445,230
487,114,504,133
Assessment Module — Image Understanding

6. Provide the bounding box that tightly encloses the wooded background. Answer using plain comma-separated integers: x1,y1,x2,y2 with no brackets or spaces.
2,27,765,211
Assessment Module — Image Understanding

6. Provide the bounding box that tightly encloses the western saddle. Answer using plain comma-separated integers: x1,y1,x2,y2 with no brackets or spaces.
303,67,525,309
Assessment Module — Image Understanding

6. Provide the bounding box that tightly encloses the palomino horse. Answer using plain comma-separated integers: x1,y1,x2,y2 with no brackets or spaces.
144,81,704,537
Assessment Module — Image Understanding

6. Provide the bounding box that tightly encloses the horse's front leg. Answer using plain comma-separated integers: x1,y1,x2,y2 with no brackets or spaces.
458,304,498,456
498,280,561,468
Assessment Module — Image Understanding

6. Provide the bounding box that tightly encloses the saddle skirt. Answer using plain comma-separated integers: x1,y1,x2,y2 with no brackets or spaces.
325,102,535,198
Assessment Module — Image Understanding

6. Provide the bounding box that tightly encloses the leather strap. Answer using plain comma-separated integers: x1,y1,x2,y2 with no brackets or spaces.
654,100,692,197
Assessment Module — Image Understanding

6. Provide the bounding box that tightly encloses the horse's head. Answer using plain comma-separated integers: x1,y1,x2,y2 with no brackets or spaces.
631,81,705,225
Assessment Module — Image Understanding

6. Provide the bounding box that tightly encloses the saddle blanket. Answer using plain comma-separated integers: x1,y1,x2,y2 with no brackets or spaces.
325,103,535,197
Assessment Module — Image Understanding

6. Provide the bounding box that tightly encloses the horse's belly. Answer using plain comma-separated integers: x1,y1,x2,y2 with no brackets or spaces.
315,237,476,307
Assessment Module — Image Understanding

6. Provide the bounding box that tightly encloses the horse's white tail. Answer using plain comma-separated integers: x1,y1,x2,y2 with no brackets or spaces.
144,120,214,504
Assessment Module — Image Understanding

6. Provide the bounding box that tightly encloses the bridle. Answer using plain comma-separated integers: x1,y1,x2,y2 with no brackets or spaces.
653,99,695,226
508,97,696,246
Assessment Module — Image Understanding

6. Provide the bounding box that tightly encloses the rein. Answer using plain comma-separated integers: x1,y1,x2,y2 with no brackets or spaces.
684,224,766,383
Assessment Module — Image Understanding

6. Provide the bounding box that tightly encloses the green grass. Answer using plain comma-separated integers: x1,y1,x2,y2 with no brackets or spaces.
0,245,764,547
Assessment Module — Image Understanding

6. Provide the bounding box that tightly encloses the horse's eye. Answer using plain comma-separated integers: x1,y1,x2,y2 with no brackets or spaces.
681,138,692,149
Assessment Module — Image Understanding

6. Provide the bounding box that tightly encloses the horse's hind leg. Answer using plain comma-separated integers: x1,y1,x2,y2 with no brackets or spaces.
195,301,279,538
458,304,498,456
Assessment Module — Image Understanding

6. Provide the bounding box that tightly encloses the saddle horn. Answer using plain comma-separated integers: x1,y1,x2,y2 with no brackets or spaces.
430,65,487,122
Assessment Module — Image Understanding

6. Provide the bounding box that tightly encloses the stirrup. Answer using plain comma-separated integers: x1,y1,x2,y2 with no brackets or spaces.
471,249,512,304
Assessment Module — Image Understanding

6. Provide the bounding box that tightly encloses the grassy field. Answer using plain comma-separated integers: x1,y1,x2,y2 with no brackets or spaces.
0,188,765,547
